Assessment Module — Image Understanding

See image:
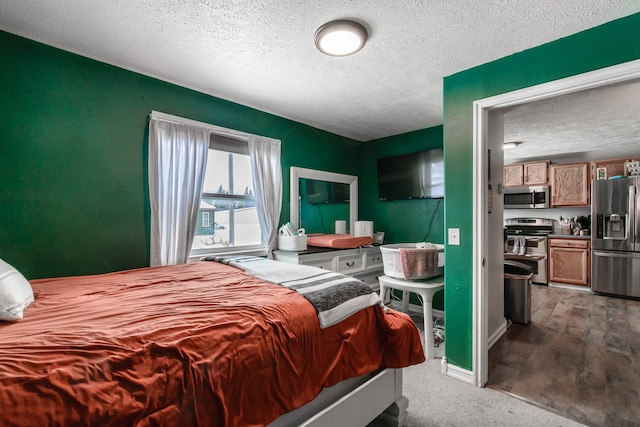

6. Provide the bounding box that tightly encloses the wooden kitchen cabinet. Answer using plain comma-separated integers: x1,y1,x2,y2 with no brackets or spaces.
503,161,549,187
504,164,524,187
590,157,638,180
549,238,590,286
524,161,550,185
550,162,590,206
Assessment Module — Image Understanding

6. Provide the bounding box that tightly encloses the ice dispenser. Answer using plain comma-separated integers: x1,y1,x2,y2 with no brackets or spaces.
596,213,627,240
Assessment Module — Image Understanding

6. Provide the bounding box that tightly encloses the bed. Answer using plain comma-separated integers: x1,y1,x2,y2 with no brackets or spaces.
0,258,424,427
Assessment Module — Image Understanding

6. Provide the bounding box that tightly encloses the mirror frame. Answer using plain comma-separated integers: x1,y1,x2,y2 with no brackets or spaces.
290,167,358,235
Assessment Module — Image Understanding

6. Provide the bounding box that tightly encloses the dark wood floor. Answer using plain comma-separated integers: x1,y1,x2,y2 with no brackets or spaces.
487,284,640,427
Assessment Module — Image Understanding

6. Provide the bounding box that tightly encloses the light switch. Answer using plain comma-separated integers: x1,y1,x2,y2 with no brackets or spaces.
448,228,460,245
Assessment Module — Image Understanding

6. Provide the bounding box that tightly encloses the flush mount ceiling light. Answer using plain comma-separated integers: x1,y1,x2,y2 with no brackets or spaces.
315,20,368,57
503,141,522,150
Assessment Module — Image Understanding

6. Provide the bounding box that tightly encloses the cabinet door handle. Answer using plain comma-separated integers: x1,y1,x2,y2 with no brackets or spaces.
346,261,355,267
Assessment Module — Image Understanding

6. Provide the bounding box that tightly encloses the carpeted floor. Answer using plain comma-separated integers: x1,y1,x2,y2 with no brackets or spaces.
397,359,585,427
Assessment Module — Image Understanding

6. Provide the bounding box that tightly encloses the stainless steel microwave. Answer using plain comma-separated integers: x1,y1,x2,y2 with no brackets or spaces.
504,185,549,209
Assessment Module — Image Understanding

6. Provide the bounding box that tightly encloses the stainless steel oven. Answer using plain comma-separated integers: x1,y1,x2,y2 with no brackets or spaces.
504,218,552,285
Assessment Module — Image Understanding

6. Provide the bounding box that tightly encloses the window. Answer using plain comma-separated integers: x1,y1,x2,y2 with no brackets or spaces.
190,134,263,256
201,212,210,228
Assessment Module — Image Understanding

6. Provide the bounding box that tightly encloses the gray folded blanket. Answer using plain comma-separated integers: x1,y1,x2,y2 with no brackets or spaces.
206,256,379,328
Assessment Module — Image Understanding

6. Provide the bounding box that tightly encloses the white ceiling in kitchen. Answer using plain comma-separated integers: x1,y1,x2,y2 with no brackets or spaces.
503,78,640,163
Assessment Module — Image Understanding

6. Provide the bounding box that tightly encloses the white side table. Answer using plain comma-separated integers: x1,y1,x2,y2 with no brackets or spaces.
378,275,445,359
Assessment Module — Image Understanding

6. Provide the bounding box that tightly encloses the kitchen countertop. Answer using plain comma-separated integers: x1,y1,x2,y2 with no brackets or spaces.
548,234,591,239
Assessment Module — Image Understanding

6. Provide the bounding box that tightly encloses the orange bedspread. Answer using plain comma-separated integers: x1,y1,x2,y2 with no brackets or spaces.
0,262,424,427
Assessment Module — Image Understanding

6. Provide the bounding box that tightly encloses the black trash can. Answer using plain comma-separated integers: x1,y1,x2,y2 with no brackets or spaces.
504,260,532,325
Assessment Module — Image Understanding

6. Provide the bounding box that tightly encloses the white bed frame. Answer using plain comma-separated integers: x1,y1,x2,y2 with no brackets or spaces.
268,368,407,427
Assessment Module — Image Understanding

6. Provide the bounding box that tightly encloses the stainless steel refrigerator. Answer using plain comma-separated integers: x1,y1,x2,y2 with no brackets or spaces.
591,176,640,298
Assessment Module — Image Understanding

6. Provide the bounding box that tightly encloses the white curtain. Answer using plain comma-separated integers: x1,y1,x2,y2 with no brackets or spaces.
148,119,209,266
248,135,282,257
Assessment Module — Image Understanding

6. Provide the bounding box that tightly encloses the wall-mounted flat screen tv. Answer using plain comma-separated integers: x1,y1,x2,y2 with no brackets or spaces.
377,148,444,200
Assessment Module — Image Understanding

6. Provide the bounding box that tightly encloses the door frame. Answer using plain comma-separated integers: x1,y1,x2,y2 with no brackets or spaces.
472,58,640,387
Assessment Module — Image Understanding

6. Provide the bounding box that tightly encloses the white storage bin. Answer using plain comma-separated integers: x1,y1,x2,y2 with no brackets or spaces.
278,235,307,251
380,243,444,280
626,160,640,176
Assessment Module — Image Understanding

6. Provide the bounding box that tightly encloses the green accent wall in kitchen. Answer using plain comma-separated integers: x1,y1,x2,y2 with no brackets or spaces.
0,30,362,279
443,13,640,371
360,127,445,309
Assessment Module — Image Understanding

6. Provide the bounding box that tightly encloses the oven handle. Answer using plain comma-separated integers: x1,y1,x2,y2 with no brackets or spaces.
505,234,548,241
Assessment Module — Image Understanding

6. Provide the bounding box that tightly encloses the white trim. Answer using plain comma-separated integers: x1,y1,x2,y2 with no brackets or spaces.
471,58,640,389
472,101,488,387
487,319,508,349
150,110,256,140
290,167,358,235
476,58,640,110
441,361,475,385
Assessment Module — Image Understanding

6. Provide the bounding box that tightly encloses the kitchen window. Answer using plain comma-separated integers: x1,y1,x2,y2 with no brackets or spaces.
190,134,263,256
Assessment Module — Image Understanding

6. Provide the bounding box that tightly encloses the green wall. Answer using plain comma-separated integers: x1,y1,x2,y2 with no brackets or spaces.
361,127,445,309
443,13,640,370
0,30,362,279
361,127,444,244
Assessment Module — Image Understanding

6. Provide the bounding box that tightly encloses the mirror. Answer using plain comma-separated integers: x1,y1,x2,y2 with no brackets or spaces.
290,167,358,235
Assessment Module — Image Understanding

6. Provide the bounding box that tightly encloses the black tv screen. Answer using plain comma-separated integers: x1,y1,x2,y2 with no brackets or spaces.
377,149,444,200
305,179,350,204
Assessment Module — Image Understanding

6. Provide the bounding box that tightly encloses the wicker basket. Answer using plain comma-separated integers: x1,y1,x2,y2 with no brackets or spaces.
278,235,307,251
380,243,444,280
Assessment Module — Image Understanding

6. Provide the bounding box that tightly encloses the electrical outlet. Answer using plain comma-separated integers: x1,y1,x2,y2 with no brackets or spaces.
448,228,460,245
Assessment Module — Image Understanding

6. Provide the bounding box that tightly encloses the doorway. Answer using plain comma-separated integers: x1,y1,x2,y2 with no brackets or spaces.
472,58,640,387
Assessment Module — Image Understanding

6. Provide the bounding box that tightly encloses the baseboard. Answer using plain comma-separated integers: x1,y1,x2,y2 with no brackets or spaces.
440,358,475,384
394,303,474,385
548,282,591,292
487,319,508,349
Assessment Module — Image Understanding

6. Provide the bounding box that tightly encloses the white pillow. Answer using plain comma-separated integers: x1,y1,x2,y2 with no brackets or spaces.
0,258,35,321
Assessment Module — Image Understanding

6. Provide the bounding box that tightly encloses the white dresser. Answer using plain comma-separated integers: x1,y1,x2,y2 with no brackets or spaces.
273,246,384,290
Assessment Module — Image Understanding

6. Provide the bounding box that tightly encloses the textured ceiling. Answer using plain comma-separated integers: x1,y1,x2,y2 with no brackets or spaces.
0,1,639,142
504,79,640,163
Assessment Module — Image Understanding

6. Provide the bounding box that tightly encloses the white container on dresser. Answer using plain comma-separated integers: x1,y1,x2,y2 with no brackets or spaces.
272,247,384,290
